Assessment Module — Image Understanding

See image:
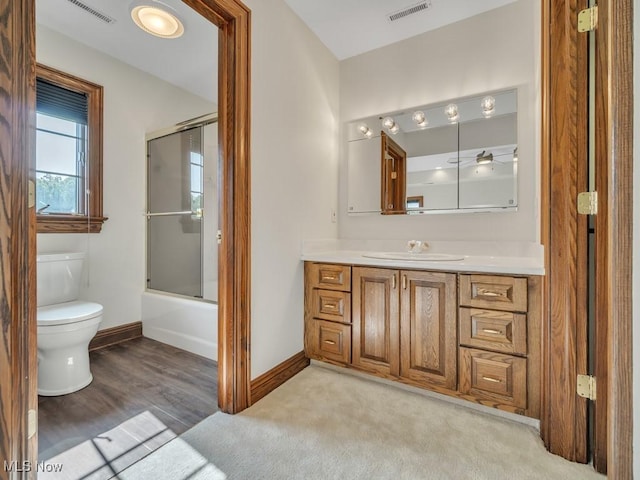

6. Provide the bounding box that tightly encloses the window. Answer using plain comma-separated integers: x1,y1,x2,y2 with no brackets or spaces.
36,64,105,233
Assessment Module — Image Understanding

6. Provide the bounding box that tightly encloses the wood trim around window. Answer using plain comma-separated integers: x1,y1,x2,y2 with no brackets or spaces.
35,64,106,233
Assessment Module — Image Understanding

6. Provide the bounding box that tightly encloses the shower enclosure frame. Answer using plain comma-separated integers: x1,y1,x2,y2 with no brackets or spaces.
145,116,217,303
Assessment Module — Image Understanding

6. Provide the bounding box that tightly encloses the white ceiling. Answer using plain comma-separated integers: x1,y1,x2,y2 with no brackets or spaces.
283,0,519,60
36,0,218,102
36,0,518,103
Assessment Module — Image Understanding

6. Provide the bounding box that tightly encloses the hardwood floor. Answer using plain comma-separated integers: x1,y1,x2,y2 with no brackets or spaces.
38,337,218,462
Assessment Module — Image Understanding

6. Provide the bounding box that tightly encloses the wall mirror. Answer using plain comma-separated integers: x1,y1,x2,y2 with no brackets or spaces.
346,89,518,215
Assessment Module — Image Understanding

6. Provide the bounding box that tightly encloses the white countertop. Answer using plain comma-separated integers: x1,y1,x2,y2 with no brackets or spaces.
301,240,545,276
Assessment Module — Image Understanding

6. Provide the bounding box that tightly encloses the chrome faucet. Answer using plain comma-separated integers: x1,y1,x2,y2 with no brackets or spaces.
407,240,429,253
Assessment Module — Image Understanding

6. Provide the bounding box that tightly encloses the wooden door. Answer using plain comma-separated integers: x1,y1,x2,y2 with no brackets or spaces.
542,0,633,474
540,0,589,463
352,267,400,377
399,271,457,390
380,132,407,215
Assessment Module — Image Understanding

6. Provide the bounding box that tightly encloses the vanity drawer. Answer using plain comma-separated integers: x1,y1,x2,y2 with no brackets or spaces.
306,319,351,365
459,274,527,312
312,289,351,324
459,347,526,409
459,308,527,355
307,263,351,291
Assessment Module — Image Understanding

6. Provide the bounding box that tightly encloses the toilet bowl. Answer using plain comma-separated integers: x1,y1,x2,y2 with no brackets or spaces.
37,253,103,396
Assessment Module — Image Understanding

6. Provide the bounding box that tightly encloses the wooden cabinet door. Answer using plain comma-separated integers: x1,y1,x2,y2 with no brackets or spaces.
352,267,400,376
400,271,457,390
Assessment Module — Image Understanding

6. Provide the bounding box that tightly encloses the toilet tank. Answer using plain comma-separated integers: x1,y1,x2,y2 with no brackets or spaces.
37,252,85,307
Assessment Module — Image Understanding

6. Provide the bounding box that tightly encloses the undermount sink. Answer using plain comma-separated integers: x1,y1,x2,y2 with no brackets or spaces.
361,252,465,262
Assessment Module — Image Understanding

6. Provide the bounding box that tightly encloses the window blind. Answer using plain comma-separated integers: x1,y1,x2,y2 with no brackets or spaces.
36,78,88,124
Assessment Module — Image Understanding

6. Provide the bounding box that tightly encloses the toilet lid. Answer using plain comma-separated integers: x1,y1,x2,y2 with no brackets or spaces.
37,300,103,326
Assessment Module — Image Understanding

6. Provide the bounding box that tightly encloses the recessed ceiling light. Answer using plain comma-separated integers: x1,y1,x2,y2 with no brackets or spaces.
131,3,184,39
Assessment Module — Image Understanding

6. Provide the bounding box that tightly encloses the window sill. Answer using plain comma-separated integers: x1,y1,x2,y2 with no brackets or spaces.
37,215,108,234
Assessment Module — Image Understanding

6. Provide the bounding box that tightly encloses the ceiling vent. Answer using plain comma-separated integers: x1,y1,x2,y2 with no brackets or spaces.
387,1,432,22
65,0,116,24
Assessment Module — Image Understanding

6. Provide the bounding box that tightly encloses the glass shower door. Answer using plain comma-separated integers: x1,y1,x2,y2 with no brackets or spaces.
146,127,203,298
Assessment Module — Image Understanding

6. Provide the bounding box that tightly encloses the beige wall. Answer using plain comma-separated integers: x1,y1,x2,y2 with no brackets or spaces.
244,0,340,378
338,0,540,243
36,25,215,330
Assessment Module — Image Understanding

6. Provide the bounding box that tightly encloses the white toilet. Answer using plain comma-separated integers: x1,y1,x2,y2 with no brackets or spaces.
37,252,103,396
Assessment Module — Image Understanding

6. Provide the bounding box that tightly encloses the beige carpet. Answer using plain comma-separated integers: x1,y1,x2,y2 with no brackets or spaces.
119,365,604,480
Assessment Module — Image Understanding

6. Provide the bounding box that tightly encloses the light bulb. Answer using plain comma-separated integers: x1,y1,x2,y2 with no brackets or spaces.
412,111,425,124
481,96,496,118
389,124,400,135
365,129,373,138
412,111,428,128
358,123,370,135
381,116,395,129
444,104,459,123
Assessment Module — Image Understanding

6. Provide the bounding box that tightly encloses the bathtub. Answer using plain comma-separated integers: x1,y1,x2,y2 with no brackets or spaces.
142,291,218,360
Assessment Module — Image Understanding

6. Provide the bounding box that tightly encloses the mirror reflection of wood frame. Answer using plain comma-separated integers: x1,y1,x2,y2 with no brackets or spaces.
407,195,424,209
380,131,407,215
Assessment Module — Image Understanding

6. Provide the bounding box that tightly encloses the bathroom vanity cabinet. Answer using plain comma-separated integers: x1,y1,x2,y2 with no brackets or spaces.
352,267,457,390
304,261,541,419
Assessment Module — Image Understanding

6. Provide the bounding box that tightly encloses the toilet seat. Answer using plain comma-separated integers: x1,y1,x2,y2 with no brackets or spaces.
37,300,103,326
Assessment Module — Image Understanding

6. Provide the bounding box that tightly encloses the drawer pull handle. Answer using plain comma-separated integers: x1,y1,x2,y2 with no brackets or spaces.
324,303,337,309
480,290,501,297
392,274,397,289
402,275,407,290
322,275,338,281
323,340,336,345
482,376,502,383
482,328,502,335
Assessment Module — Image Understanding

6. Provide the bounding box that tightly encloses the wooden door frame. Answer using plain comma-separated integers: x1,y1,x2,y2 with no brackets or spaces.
593,0,633,475
541,0,633,476
0,0,251,475
182,0,252,414
0,1,38,478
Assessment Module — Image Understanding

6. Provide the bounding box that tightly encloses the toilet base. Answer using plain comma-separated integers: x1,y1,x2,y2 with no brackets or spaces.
38,373,93,396
37,316,101,396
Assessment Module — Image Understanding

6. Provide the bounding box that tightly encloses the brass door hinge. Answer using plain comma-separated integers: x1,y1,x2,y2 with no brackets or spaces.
577,374,597,400
578,6,598,32
577,191,598,215
216,230,222,244
28,409,37,439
